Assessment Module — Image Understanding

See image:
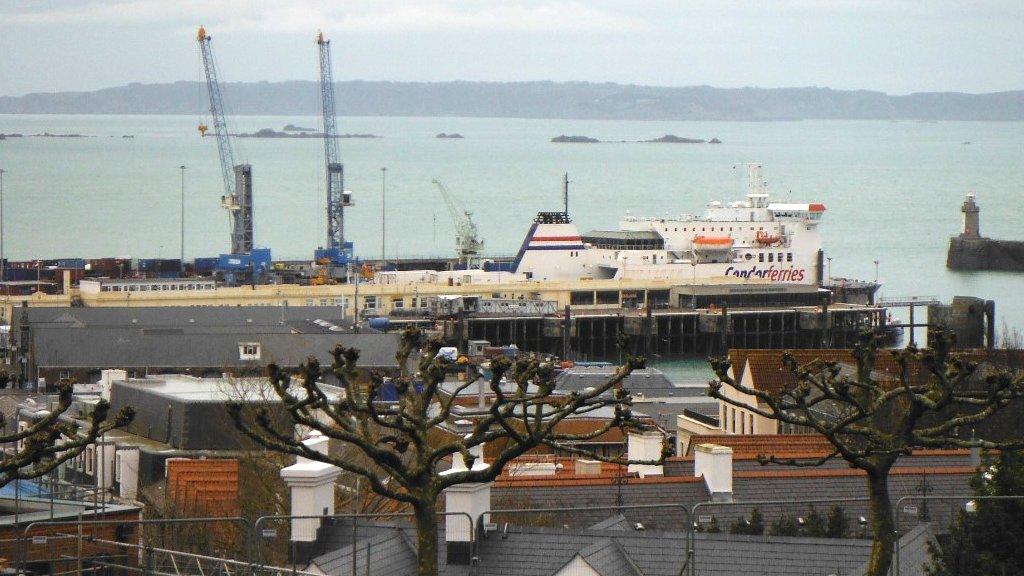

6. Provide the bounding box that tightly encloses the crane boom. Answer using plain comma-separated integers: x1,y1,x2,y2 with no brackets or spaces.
317,31,347,252
431,179,483,268
197,26,253,255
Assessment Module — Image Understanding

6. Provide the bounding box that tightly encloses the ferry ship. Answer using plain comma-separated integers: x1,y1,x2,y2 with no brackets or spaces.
512,164,825,284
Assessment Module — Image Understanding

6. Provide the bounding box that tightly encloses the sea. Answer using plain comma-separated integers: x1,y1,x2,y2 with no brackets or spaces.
1,114,1021,379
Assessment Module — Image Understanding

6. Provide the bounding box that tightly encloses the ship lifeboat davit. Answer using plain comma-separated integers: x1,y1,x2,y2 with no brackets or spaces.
756,230,782,245
692,235,734,251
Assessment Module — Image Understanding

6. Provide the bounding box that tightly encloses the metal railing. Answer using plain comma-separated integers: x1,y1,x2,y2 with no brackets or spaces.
3,494,1009,576
892,494,1024,576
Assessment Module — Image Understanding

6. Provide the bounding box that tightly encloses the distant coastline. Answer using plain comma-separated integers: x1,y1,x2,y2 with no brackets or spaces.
2,80,1022,121
233,127,381,139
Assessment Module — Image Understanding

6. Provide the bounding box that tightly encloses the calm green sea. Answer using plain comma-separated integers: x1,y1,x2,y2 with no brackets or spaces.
1,114,1022,355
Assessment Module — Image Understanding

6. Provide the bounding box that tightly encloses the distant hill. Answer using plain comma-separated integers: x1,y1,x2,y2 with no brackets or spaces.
1,80,1022,121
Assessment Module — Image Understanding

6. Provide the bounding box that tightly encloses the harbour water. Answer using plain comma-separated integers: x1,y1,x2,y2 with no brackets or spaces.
1,114,1022,339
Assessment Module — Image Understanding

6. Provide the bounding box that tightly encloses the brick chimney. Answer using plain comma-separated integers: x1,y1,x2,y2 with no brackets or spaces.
441,442,489,565
694,443,733,502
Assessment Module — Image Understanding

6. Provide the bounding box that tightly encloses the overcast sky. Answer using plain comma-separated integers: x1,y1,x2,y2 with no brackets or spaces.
1,0,1022,97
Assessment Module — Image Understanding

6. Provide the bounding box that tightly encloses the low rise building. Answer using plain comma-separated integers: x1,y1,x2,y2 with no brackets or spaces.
9,305,400,384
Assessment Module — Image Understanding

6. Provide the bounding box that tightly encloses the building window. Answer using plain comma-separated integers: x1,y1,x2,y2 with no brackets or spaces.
768,253,774,263
758,253,765,263
364,296,378,310
239,342,261,360
392,298,405,309
787,253,793,262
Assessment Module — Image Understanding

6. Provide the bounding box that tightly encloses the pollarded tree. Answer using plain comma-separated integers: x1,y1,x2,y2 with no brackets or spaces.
708,331,1024,576
1,380,134,486
228,327,666,576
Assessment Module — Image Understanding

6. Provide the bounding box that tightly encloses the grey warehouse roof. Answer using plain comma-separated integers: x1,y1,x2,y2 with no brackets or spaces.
31,329,400,370
14,305,364,334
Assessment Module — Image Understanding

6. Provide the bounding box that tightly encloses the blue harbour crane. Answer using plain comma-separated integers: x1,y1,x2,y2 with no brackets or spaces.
196,26,269,281
314,31,354,266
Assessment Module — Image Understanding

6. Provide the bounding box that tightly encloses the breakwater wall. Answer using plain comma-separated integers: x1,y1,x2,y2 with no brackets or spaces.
947,236,1024,272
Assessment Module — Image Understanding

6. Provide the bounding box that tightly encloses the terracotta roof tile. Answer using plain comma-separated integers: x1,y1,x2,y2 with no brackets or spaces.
681,433,834,457
730,348,1006,397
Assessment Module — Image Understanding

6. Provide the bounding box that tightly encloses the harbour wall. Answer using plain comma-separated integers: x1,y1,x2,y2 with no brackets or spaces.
947,236,1024,272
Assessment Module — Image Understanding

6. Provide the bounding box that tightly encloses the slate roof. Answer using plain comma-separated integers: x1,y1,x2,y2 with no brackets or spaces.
310,521,938,576
311,526,418,576
492,465,975,534
634,400,720,432
555,367,689,397
31,329,400,370
576,537,644,576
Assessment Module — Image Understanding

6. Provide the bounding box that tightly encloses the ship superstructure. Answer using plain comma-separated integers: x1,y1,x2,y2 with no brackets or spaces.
513,164,825,285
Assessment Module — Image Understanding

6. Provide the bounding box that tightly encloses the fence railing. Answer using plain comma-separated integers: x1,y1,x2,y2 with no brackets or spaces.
8,495,1018,576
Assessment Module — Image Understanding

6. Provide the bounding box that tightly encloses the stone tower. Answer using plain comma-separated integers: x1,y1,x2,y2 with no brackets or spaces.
961,193,980,237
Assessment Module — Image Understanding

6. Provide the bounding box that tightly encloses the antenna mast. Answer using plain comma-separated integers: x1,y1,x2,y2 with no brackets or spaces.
563,173,570,217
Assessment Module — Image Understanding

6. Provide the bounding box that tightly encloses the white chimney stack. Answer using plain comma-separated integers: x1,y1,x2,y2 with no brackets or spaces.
694,443,733,501
280,432,341,542
117,446,140,500
627,430,664,478
441,441,490,565
100,369,128,401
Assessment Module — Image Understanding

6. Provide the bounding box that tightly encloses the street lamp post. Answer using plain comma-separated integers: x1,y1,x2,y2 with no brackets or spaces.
873,259,879,283
0,168,6,283
380,167,387,267
826,256,833,281
179,166,186,276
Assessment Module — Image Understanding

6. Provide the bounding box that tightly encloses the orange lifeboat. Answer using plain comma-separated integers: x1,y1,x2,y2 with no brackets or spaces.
756,230,781,245
693,235,734,249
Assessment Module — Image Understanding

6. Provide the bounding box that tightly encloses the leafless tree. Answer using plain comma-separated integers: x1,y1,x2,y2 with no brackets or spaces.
229,327,665,576
1,379,133,486
708,330,1024,576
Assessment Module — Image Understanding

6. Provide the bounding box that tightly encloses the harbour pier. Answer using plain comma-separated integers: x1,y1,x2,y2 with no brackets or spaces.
422,301,886,361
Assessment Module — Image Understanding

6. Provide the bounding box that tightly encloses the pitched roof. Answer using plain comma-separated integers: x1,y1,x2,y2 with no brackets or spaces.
311,526,418,576
681,434,835,458
555,367,685,397
731,347,1024,397
576,537,645,576
311,521,939,576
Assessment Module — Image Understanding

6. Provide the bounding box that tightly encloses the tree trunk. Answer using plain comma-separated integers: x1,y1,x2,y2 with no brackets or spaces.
413,499,440,576
866,469,896,576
